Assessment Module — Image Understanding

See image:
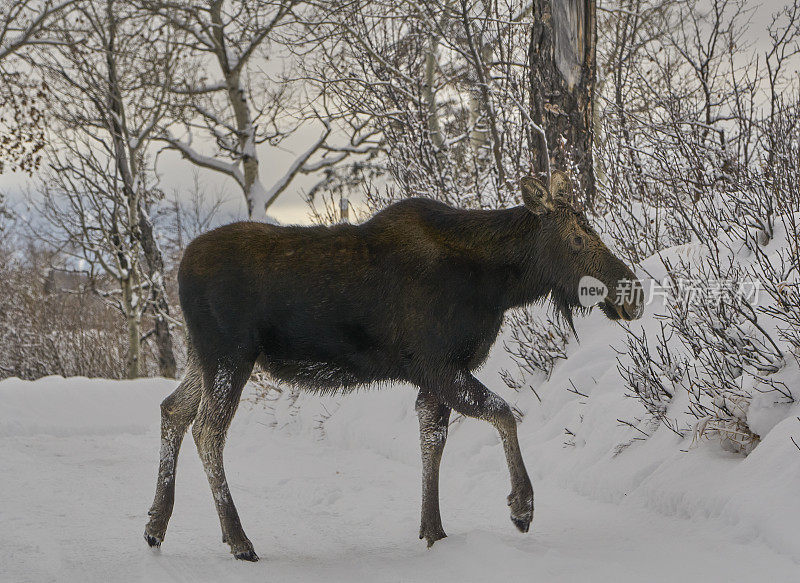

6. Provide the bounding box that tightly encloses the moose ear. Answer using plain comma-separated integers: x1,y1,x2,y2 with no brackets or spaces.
520,176,554,215
549,170,572,198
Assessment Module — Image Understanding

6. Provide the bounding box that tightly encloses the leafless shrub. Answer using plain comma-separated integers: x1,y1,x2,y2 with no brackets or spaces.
756,244,800,365
616,322,687,437
502,308,570,388
246,370,289,413
599,190,690,266
0,244,130,379
667,256,792,453
302,0,541,211
598,0,800,455
155,173,231,262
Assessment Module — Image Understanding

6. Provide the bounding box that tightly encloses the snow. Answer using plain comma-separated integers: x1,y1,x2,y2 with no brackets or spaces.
1,368,799,582
3,210,800,581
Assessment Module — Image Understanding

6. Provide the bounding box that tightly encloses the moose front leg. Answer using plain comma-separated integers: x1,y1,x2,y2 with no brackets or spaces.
415,390,451,547
435,372,533,533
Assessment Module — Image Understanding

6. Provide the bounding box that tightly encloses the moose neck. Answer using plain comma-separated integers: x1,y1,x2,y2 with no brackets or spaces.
435,205,555,311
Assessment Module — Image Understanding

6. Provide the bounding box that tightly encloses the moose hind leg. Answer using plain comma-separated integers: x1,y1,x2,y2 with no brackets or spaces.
144,353,202,547
415,390,451,547
193,357,257,561
435,372,533,534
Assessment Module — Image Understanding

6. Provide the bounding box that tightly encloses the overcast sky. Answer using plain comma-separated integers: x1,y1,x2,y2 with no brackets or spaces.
0,95,330,227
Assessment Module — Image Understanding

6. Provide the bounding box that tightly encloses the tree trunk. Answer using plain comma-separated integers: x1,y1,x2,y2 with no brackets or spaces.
122,276,141,379
104,1,176,378
423,33,444,150
228,76,265,217
209,0,267,220
528,0,597,206
137,208,177,378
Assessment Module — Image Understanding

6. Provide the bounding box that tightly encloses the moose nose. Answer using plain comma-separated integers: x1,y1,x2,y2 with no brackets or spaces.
617,279,645,321
619,300,643,321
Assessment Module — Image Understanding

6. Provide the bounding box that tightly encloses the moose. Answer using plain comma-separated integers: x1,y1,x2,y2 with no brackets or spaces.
144,172,643,561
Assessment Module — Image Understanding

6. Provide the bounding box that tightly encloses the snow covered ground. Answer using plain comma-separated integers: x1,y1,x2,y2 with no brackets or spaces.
1,365,798,582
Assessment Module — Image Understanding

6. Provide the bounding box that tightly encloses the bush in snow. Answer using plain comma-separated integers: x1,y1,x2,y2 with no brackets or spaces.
616,211,797,455
597,0,800,455
751,211,800,366
0,244,128,380
671,260,790,454
246,371,303,428
616,322,688,439
501,309,570,398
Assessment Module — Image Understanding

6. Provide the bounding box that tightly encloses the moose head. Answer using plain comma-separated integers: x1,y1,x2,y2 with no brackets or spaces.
520,172,644,327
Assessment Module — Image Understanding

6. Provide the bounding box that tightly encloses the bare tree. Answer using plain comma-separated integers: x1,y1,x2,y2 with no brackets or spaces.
36,0,180,377
38,138,151,379
303,0,539,211
0,0,76,61
140,0,349,220
156,171,229,260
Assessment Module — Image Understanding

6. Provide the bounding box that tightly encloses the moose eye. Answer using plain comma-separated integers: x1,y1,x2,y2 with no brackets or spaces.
571,235,584,250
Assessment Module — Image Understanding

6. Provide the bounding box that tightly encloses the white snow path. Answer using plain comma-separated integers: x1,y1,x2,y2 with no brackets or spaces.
0,379,797,583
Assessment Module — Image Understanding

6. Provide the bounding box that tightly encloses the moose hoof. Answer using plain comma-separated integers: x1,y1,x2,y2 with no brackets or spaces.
231,540,259,562
144,532,163,548
419,525,447,548
145,511,168,546
511,515,531,533
507,489,534,534
233,548,259,562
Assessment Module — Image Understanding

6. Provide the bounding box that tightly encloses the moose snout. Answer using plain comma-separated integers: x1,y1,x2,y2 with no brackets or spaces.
580,272,644,321
611,277,644,321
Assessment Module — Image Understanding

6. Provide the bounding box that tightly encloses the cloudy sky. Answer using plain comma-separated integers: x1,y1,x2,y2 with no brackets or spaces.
0,89,330,227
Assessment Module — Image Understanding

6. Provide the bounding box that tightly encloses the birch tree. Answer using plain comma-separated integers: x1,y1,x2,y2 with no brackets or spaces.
36,0,179,378
139,0,343,220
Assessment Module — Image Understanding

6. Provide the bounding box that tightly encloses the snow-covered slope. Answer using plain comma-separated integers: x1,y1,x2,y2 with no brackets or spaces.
1,369,798,582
